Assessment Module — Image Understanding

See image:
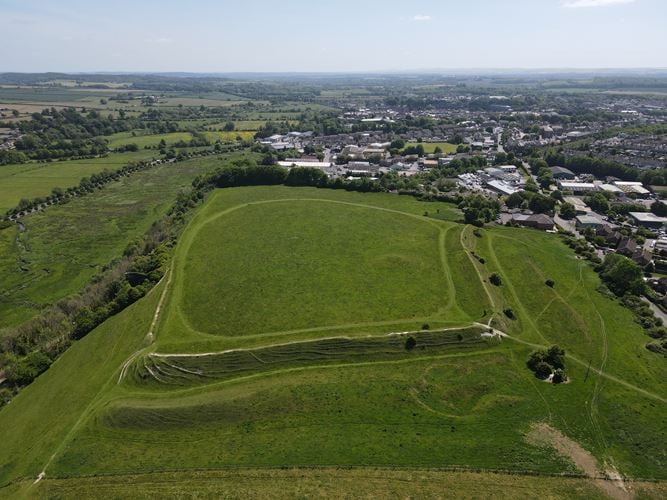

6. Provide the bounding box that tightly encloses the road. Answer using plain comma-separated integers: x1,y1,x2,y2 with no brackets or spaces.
642,296,667,324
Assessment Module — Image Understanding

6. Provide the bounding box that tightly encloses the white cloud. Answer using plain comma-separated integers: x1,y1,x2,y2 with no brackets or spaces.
412,14,432,21
561,0,636,8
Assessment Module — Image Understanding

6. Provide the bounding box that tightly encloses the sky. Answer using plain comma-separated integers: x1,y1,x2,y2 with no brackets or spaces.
1,0,666,73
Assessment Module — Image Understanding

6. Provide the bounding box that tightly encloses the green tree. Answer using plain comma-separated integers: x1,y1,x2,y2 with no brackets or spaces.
528,193,556,214
600,253,646,296
559,202,576,220
650,200,667,217
585,193,611,214
537,168,554,189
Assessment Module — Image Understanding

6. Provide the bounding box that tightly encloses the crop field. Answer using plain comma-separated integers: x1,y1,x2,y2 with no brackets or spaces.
0,186,664,498
0,150,159,212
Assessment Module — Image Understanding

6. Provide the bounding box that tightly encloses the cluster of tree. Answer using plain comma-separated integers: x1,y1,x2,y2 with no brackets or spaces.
459,195,501,226
493,151,521,167
10,108,144,160
505,191,557,214
202,162,386,194
561,233,601,263
584,192,611,214
598,253,646,297
527,345,567,383
559,202,577,219
0,150,29,165
651,200,667,217
426,156,487,181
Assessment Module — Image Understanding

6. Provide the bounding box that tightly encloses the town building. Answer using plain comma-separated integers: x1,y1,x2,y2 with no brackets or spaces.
557,181,599,194
575,214,606,230
628,212,667,229
549,166,575,180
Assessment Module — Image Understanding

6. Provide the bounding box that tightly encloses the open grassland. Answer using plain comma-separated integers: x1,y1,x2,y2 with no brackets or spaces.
105,131,193,149
203,130,256,142
11,468,652,499
104,130,256,149
0,150,159,212
0,152,254,328
179,201,456,336
406,141,458,154
0,186,664,497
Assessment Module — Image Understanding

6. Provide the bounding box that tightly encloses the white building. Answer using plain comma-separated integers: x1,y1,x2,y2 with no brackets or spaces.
614,181,650,196
557,181,598,194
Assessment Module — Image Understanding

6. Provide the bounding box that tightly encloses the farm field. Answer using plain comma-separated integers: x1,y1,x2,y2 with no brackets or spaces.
0,150,159,213
0,186,664,498
0,152,254,328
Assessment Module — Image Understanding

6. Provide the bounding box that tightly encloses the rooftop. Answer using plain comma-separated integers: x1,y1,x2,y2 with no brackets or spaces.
629,212,667,223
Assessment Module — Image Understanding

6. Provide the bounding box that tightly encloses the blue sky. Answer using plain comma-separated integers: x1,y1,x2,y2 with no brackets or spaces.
1,0,665,72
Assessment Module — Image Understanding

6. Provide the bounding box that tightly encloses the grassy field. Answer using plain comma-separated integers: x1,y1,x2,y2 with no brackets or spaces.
9,468,643,499
104,130,256,149
0,152,255,328
105,131,193,149
405,142,458,154
179,200,455,336
0,186,664,497
0,150,159,213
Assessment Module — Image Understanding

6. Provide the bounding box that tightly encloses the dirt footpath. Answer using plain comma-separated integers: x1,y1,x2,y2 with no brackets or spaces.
526,422,632,500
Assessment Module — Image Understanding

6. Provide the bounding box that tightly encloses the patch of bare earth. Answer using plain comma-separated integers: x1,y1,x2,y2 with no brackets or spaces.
526,422,632,500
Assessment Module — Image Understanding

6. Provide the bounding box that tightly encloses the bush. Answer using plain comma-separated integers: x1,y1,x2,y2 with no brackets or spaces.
545,279,555,288
421,323,430,330
503,308,515,319
6,350,52,385
534,361,553,380
489,273,502,286
552,368,566,384
405,336,417,350
527,345,566,381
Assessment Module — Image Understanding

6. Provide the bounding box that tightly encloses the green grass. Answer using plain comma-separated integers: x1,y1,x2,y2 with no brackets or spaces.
0,186,665,497
203,130,256,142
0,150,159,213
178,198,457,337
405,142,458,154
0,152,255,328
129,326,491,388
11,468,626,499
105,131,193,149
